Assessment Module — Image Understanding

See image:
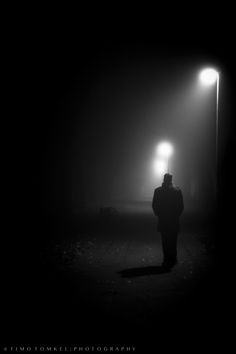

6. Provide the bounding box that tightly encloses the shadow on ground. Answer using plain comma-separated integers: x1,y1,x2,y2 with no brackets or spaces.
118,265,170,277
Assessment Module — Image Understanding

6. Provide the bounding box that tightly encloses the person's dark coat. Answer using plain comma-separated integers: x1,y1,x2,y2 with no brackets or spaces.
152,184,184,232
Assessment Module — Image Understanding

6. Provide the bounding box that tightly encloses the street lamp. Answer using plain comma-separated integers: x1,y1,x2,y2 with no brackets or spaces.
199,68,219,86
156,141,173,173
199,67,219,196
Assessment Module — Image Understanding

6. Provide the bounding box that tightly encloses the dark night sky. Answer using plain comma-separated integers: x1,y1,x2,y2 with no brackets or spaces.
19,18,234,216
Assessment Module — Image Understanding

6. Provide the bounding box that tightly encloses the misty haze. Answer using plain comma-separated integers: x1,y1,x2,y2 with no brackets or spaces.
5,38,231,350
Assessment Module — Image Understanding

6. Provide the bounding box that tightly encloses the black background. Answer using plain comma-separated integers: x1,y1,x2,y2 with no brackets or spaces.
3,6,236,352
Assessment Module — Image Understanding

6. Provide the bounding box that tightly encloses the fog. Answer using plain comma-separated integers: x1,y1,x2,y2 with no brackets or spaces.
39,44,229,215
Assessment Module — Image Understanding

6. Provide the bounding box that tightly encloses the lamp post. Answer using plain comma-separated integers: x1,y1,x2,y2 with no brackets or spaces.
153,159,168,176
199,68,219,197
156,141,173,174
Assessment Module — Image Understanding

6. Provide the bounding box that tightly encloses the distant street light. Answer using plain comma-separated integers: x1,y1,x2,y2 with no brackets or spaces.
199,67,219,197
156,141,173,173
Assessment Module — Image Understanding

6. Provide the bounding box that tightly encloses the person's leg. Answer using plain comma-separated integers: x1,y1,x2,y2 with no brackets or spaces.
169,232,178,265
161,232,171,266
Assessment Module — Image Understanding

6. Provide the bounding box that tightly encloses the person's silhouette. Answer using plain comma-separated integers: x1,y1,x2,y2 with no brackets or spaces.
152,173,184,269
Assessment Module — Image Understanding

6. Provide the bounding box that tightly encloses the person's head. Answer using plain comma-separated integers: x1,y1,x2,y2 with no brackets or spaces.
163,173,173,186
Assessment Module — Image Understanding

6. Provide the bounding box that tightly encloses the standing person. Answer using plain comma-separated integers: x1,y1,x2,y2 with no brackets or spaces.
152,173,184,269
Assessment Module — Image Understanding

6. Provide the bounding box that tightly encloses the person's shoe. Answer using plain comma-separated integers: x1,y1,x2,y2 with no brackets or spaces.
162,258,178,270
170,259,178,267
161,262,172,271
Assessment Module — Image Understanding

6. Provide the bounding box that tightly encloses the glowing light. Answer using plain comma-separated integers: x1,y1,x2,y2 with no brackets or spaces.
199,68,218,86
153,159,168,176
157,142,173,158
